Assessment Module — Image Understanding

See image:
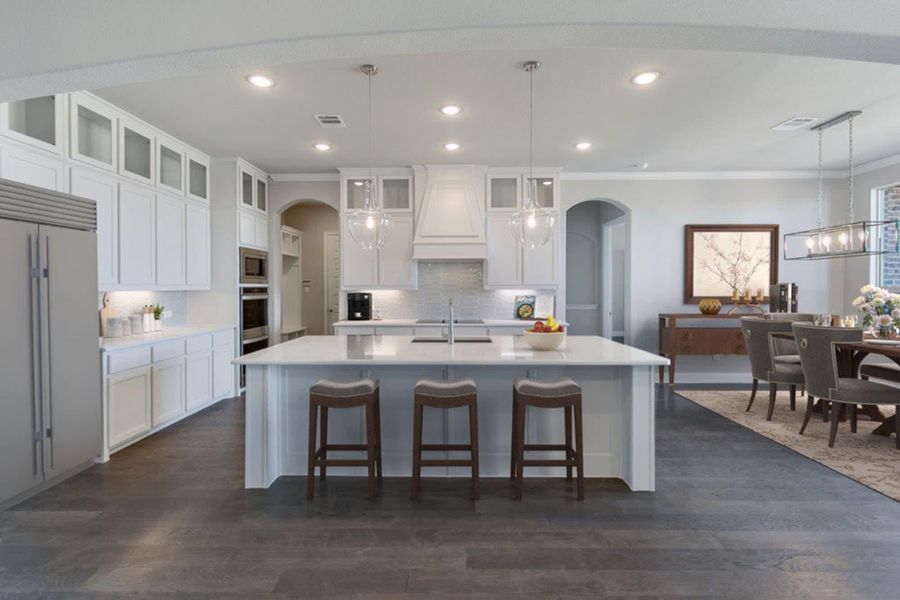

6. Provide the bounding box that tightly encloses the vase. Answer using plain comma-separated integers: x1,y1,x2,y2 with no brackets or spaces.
876,325,894,339
698,298,722,315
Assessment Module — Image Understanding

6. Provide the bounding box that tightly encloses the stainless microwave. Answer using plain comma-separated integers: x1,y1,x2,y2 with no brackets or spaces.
240,247,268,285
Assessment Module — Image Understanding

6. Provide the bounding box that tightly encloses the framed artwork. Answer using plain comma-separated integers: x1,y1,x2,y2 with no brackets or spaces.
684,224,779,304
514,295,536,320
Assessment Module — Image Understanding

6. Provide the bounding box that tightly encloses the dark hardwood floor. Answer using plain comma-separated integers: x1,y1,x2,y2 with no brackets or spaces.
1,387,898,599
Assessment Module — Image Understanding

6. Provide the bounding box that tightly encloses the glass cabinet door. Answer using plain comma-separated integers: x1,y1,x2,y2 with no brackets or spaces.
489,176,520,210
70,94,116,170
1,95,63,153
256,177,267,212
119,118,154,183
534,177,555,208
381,178,411,211
187,153,209,202
157,137,185,194
345,178,369,210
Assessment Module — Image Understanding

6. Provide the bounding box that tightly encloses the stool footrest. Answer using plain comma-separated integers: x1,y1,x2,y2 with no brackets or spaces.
420,459,475,467
521,459,576,467
420,444,472,451
314,459,370,467
320,444,368,452
523,444,571,451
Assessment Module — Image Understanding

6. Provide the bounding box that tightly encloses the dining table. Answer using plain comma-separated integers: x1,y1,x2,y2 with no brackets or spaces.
770,331,895,436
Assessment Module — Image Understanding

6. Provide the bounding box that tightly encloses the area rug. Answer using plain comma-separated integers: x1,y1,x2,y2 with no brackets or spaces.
678,390,900,501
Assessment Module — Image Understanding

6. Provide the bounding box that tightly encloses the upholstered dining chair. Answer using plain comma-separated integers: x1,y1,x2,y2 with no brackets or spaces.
740,317,805,420
765,313,816,364
793,323,900,448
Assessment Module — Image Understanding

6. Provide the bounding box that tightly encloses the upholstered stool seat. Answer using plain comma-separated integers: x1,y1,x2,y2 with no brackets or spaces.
511,378,585,501
307,378,382,501
412,379,479,499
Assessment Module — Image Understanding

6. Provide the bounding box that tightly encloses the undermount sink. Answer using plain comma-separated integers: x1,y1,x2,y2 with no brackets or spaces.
411,337,492,343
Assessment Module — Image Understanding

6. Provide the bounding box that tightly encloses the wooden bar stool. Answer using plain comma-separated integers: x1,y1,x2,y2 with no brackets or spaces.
307,378,382,501
412,378,480,500
510,377,584,501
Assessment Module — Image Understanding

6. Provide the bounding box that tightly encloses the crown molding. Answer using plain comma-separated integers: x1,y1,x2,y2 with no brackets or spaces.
270,172,339,182
560,170,845,181
852,152,900,177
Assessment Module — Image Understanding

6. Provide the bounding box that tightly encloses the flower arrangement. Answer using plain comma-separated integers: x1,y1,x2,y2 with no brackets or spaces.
852,284,900,336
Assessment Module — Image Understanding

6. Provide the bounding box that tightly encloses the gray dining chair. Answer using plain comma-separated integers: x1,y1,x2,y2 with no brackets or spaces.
793,323,900,448
765,313,816,364
740,317,805,419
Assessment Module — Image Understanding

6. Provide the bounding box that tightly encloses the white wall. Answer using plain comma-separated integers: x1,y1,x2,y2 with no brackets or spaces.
562,177,845,382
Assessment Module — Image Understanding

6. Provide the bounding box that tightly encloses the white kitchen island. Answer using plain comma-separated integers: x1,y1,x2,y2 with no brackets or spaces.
235,335,668,492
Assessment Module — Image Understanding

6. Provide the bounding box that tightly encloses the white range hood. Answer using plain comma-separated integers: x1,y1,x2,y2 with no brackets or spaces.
411,164,487,261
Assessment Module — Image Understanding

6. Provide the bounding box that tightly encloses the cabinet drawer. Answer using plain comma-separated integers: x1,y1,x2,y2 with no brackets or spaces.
186,334,212,354
152,339,186,362
213,329,233,347
108,346,152,374
672,328,746,355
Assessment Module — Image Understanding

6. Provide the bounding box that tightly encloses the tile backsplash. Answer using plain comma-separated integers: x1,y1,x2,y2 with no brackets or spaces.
369,262,553,320
98,291,188,327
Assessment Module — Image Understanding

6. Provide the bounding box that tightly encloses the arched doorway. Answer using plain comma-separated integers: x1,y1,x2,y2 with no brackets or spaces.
565,199,629,342
275,199,339,338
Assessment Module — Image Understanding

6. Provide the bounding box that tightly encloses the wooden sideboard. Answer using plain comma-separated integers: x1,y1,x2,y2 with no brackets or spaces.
658,313,748,384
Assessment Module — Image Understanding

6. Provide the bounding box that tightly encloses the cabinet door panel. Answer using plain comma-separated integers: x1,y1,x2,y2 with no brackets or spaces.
152,358,185,427
523,227,558,288
108,366,152,447
0,146,67,192
118,183,155,285
185,351,213,411
185,202,210,287
213,344,235,399
238,210,255,247
155,194,186,286
340,216,378,288
486,215,521,286
378,214,414,287
254,215,269,250
70,167,118,286
69,93,116,171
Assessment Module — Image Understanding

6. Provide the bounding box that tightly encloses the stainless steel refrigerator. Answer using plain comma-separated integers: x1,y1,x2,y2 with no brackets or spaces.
0,178,101,508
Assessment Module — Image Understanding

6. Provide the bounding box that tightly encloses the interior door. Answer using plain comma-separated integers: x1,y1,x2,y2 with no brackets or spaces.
40,224,101,479
0,219,43,503
324,231,340,334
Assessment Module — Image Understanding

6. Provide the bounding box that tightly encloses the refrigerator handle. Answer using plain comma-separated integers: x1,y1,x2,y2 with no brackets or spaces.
28,233,43,477
38,232,53,469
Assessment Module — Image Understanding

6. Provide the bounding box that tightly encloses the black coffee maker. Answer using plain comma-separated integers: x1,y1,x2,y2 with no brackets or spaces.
347,293,372,321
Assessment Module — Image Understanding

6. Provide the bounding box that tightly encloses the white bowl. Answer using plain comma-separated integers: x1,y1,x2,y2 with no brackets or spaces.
523,330,566,351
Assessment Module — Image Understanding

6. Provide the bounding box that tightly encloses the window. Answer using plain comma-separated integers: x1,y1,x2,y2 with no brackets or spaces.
877,185,900,291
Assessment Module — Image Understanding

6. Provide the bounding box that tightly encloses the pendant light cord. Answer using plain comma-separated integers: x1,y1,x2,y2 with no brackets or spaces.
368,70,373,183
529,66,534,182
848,116,854,223
816,128,823,229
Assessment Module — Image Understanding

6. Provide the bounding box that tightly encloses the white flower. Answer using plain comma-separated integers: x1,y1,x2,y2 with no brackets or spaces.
861,284,878,294
876,314,893,327
852,296,866,307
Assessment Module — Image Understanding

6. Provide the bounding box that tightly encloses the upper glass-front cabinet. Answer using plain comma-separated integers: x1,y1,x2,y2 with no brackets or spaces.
157,136,185,194
380,177,411,211
488,176,520,210
256,177,267,212
187,151,209,202
118,117,154,184
345,178,369,210
534,177,555,208
70,93,116,171
0,95,65,154
487,172,557,211
240,169,254,208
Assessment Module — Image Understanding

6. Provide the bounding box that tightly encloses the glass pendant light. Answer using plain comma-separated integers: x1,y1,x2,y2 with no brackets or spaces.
510,60,557,249
784,111,899,260
346,64,392,250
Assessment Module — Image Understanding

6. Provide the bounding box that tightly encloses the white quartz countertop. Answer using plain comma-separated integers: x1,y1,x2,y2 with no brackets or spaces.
333,319,566,327
100,324,235,352
235,335,667,367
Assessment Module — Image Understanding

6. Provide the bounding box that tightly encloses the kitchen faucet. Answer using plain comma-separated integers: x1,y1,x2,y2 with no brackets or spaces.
448,299,455,344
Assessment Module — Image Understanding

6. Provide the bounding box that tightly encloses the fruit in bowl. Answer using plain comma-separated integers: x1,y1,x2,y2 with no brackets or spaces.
523,317,566,350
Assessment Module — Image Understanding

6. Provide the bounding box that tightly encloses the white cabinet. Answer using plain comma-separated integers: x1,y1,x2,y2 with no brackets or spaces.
185,200,210,287
341,170,412,212
256,177,267,212
185,351,213,411
107,365,152,448
0,94,66,154
281,226,301,257
377,214,416,287
485,215,521,286
239,166,255,210
186,150,210,203
213,343,235,399
340,215,378,288
152,356,186,427
118,116,154,185
156,135,185,195
118,183,156,286
238,209,268,250
523,227,559,287
155,193,186,286
487,171,557,211
254,213,269,249
0,146,67,192
69,93,117,171
70,167,118,287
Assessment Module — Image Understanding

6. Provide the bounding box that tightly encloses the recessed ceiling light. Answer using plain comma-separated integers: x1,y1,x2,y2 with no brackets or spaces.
313,143,331,151
246,74,275,88
440,105,462,116
353,181,364,186
574,141,592,151
542,180,553,185
443,142,461,151
631,71,659,86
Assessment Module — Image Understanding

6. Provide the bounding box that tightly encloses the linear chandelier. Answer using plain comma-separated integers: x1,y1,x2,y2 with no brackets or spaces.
784,111,899,260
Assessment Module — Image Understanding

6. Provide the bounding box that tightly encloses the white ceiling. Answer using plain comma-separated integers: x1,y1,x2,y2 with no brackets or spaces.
94,47,900,174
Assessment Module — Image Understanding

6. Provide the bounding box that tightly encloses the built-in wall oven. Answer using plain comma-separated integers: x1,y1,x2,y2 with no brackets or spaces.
240,247,268,285
240,284,269,387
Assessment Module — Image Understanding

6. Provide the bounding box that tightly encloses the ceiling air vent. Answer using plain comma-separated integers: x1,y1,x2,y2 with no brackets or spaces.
313,114,347,128
771,117,817,131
